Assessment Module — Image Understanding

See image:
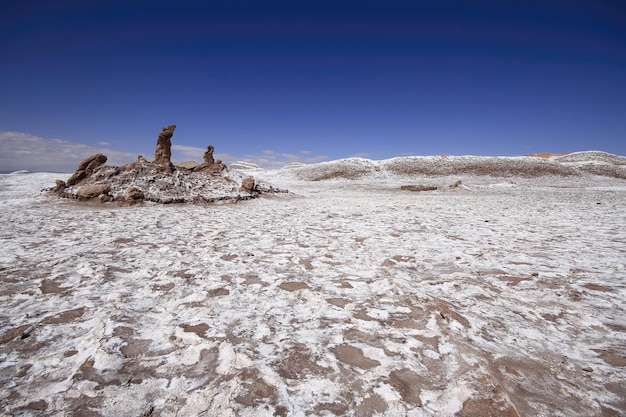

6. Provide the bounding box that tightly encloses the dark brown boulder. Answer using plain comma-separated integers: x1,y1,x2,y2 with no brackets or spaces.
154,125,176,166
66,154,107,186
123,187,144,202
76,184,110,200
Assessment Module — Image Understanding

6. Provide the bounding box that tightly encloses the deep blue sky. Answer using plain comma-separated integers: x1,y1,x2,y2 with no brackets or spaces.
1,0,625,171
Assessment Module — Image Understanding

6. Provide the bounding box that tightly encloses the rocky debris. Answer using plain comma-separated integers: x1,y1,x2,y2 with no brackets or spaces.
66,154,107,186
449,180,462,188
154,125,176,168
50,125,287,204
400,185,438,192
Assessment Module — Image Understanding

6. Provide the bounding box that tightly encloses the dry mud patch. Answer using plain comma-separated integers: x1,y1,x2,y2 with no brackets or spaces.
1,173,625,416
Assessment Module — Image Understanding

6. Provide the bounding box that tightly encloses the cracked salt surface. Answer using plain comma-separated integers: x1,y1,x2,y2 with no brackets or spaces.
1,168,625,416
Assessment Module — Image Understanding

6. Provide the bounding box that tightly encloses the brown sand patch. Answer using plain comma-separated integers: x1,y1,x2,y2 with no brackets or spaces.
416,335,440,349
280,281,310,291
583,283,613,292
314,402,349,415
150,283,175,292
41,307,85,324
179,323,209,338
15,400,48,413
112,326,152,358
113,326,134,338
40,279,70,294
390,318,421,329
344,329,377,345
333,279,353,288
458,396,519,417
356,394,388,416
0,324,32,344
430,299,470,328
234,368,278,407
243,273,269,286
353,309,379,322
387,369,425,406
120,338,152,358
299,258,314,270
208,287,230,297
594,349,626,367
331,344,380,369
275,344,327,379
605,323,626,332
174,270,194,280
541,311,565,322
326,298,350,308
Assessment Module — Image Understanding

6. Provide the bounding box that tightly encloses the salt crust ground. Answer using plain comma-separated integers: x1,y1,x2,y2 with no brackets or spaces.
1,157,625,416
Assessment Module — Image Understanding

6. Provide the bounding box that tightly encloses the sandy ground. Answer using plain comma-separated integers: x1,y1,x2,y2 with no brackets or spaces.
1,171,625,416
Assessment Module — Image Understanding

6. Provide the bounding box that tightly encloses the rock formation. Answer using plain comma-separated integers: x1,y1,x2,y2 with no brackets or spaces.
66,154,107,186
154,125,176,167
50,125,286,204
203,145,215,164
193,145,226,174
241,177,256,192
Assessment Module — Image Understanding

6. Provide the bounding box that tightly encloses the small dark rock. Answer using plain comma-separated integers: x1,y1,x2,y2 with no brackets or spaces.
400,185,438,192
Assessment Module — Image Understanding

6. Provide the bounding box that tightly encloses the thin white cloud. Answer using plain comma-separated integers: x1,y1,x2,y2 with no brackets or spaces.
349,152,372,158
0,131,138,173
172,145,329,169
0,131,330,172
237,150,328,169
171,144,206,161
99,141,111,146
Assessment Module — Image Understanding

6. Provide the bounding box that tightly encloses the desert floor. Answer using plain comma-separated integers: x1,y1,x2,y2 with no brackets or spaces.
1,171,625,416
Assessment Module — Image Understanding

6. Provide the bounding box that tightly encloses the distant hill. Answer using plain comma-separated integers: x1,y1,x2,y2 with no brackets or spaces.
252,151,626,181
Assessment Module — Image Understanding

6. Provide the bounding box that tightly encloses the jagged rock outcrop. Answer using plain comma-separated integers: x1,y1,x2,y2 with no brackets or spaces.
66,154,107,186
50,125,287,204
154,125,176,168
193,145,227,174
203,145,215,164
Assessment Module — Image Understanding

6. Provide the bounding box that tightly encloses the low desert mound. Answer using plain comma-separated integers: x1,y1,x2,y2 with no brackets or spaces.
285,152,626,181
51,125,286,204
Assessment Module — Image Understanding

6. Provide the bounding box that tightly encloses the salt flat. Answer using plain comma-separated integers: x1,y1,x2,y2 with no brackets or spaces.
1,164,625,416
